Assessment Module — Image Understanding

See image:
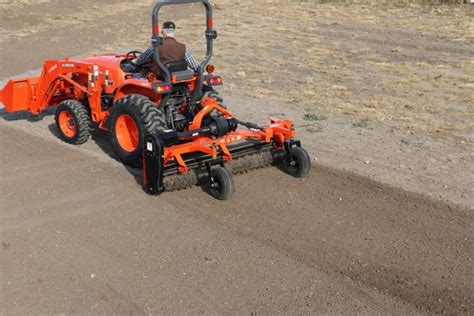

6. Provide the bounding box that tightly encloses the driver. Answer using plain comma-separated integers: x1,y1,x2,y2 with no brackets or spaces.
135,21,200,75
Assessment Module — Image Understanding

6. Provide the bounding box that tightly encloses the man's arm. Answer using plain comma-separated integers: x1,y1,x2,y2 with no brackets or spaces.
135,47,154,66
185,49,200,72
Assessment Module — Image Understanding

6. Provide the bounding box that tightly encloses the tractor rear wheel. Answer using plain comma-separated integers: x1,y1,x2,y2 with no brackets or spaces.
54,100,92,145
109,94,166,167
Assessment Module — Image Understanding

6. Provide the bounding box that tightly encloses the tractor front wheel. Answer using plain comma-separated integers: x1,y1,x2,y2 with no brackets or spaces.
54,100,92,145
109,94,166,167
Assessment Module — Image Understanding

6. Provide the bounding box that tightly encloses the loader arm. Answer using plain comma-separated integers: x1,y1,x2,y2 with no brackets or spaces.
31,61,101,114
0,59,106,122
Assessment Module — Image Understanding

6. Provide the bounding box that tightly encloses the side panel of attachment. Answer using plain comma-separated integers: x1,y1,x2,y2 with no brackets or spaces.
143,132,165,195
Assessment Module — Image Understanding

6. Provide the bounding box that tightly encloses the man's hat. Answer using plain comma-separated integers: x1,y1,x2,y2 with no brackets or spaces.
163,21,176,30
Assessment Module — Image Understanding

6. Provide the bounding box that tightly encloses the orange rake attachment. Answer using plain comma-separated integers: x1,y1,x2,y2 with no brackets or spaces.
143,114,311,200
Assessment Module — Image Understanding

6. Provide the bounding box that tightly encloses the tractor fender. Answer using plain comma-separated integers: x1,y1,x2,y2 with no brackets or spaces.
114,79,160,103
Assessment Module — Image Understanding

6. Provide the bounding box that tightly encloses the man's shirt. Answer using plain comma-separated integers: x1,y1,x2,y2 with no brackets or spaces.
135,46,200,71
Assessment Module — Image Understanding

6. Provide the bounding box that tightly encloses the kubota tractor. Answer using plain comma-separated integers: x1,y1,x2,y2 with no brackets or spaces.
0,0,311,200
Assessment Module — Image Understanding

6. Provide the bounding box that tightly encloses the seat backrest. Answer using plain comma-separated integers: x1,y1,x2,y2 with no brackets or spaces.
158,60,195,82
164,60,188,73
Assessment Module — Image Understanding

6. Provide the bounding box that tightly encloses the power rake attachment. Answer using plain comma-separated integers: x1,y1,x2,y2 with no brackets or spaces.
143,109,311,200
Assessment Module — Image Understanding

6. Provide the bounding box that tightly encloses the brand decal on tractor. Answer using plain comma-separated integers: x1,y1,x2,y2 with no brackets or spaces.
48,64,58,73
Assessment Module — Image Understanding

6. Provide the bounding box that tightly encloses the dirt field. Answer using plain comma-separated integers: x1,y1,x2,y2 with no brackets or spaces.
1,0,473,314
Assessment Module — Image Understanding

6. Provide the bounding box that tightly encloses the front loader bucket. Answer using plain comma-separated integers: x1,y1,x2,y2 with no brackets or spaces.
0,77,39,112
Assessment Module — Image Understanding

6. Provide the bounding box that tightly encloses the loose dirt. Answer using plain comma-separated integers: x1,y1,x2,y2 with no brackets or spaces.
1,0,473,314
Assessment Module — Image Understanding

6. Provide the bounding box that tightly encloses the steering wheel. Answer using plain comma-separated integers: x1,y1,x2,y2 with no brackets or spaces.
121,51,143,74
125,50,142,61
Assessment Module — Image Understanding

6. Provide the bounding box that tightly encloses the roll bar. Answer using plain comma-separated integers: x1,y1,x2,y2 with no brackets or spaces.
151,0,216,107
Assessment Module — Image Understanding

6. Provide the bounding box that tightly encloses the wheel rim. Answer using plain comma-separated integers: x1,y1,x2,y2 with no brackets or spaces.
115,114,139,152
58,110,77,138
210,176,221,196
287,151,303,176
290,159,299,172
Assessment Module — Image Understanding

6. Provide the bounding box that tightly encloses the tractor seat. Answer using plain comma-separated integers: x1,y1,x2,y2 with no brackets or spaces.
161,60,195,82
165,60,188,72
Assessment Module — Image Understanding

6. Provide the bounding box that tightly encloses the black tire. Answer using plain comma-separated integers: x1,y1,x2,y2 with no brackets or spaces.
209,167,234,200
109,94,166,167
285,147,311,178
54,99,92,145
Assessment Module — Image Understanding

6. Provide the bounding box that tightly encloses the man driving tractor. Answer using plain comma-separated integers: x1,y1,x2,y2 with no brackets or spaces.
133,21,200,76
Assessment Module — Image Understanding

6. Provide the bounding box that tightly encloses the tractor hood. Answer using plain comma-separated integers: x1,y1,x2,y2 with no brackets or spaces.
80,54,126,70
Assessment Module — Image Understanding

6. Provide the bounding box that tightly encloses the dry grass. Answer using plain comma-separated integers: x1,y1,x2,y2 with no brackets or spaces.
0,0,155,40
300,0,467,4
1,0,472,142
202,0,473,143
0,0,50,4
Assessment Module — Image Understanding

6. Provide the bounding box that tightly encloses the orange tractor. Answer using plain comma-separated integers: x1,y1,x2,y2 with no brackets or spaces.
0,0,310,200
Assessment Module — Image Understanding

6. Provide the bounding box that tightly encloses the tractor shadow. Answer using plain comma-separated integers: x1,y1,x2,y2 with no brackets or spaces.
46,123,145,188
84,126,215,197
91,131,145,187
90,131,145,187
0,108,54,122
1,107,216,197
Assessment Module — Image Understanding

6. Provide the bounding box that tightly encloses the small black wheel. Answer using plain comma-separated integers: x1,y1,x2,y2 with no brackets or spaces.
54,100,92,145
285,147,311,178
209,166,234,200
